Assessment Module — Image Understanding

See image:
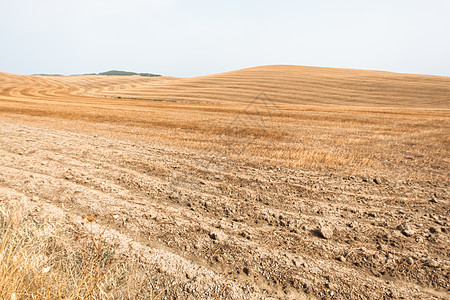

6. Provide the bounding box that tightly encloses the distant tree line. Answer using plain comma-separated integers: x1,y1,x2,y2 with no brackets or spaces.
34,70,162,77
32,74,63,76
98,70,161,77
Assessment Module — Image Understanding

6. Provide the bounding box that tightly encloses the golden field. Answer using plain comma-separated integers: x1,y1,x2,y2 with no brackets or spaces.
0,65,449,299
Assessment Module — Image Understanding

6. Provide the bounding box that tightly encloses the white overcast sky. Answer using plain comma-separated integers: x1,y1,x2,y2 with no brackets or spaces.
1,0,449,77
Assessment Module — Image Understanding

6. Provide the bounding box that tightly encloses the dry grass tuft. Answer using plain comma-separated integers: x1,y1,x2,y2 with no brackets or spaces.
0,204,166,299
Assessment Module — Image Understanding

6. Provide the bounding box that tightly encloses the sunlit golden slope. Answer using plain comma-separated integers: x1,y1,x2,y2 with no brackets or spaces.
0,72,172,103
1,65,449,108
96,65,450,107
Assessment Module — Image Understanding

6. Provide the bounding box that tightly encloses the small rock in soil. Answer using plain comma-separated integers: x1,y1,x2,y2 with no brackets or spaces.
397,222,416,236
402,229,415,237
319,226,334,239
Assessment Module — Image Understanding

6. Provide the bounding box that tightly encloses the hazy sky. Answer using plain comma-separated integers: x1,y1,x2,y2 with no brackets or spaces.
1,0,449,77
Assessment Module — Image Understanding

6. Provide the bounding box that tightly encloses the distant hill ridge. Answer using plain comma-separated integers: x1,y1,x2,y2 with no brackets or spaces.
34,70,161,77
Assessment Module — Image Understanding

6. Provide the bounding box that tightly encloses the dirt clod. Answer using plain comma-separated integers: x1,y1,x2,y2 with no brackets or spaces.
209,230,226,242
338,256,346,262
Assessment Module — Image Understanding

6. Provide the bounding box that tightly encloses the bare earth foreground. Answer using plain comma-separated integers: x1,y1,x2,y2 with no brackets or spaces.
0,65,449,299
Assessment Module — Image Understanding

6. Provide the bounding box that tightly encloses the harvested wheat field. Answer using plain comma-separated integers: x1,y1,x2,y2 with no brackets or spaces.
0,65,449,299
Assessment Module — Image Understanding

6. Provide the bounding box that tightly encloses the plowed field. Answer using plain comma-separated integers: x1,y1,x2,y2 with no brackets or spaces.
1,65,449,299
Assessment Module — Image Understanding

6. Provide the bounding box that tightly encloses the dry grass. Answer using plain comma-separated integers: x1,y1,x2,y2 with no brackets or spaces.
0,65,449,181
1,205,114,299
0,203,173,299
